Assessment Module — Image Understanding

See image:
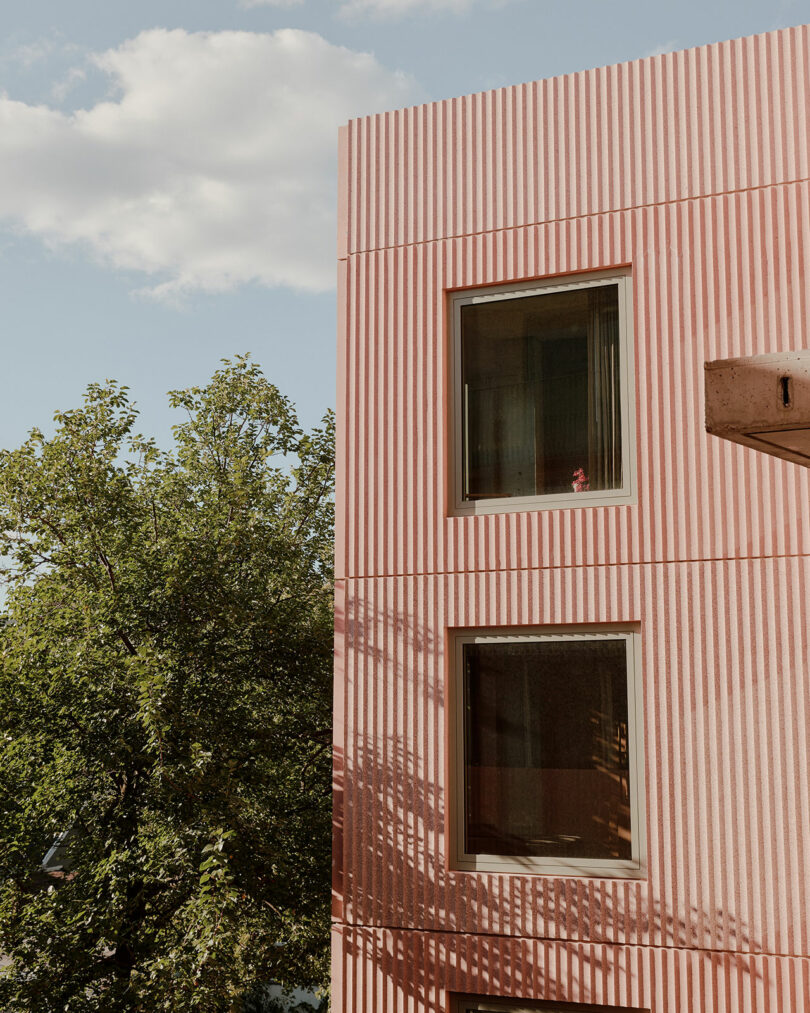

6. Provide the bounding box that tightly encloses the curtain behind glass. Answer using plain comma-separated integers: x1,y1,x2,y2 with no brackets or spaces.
587,288,622,490
461,284,622,501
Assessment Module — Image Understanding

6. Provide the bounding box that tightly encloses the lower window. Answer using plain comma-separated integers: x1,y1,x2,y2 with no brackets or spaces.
452,628,645,878
454,999,648,1013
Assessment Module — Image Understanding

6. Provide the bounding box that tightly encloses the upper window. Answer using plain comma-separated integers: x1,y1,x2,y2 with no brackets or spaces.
451,628,645,878
450,271,634,514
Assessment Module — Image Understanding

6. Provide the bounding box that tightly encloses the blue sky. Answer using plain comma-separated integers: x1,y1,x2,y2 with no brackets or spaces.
0,0,807,449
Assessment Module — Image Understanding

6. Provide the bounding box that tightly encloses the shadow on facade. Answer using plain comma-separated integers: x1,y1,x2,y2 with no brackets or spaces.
337,602,762,1008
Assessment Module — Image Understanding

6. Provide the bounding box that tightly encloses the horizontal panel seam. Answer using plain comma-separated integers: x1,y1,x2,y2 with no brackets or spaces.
339,550,810,583
344,175,810,259
332,920,810,960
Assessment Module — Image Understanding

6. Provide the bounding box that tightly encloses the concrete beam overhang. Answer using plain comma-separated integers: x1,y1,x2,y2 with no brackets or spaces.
705,351,810,467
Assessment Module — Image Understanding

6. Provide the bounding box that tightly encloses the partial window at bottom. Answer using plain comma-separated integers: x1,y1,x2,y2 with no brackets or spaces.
454,998,649,1013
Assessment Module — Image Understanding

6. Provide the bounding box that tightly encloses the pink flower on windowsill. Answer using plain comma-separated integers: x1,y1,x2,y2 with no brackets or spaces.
572,468,590,493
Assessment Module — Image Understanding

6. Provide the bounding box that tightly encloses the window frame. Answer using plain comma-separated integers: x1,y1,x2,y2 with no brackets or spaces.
450,997,649,1013
449,269,636,515
449,626,646,879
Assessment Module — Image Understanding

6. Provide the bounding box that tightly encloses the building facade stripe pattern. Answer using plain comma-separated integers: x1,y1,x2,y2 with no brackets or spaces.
335,558,810,950
338,26,810,258
338,183,810,581
333,928,810,1011
334,24,810,1013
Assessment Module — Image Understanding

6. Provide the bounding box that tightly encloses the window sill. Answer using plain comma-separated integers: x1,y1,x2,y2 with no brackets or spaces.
452,487,636,516
453,853,646,879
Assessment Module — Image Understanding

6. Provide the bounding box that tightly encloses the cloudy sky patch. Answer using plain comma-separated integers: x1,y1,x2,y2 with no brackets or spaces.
0,28,420,298
0,0,789,452
339,0,497,15
238,0,305,8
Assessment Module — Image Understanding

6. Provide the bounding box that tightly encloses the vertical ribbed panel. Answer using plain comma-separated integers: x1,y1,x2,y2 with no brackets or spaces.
332,927,810,1012
338,557,810,956
338,181,810,581
335,23,810,1013
343,26,810,256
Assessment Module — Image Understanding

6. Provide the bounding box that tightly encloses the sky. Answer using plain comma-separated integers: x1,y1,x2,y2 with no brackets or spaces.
0,0,808,451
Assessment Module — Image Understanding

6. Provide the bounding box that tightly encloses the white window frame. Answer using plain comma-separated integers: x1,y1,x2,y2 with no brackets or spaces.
449,626,646,879
451,998,649,1013
449,269,636,515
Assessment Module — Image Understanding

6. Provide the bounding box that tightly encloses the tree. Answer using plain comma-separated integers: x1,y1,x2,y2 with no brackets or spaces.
0,358,334,1012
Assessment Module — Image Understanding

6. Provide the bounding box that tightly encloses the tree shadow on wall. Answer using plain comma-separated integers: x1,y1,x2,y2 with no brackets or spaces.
335,599,763,1010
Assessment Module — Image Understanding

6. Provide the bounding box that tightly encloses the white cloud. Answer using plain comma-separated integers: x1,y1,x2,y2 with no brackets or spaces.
238,0,305,7
4,35,82,71
50,66,87,104
644,39,679,59
0,28,419,297
339,0,498,14
11,39,59,68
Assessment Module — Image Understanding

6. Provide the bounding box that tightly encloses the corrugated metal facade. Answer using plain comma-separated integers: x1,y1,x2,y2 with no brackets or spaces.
333,928,810,1012
334,25,810,1012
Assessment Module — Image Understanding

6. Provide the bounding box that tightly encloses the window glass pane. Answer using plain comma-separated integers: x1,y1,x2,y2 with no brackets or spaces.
460,284,622,501
463,639,631,860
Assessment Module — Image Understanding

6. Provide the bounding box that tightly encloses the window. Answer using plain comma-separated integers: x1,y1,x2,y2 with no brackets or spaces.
452,999,648,1013
450,271,634,514
451,629,645,878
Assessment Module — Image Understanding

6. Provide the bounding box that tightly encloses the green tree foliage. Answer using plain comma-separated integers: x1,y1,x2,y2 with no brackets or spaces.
0,358,334,1012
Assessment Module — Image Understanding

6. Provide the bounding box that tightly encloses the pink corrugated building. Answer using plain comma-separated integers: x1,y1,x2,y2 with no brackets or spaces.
333,25,810,1013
